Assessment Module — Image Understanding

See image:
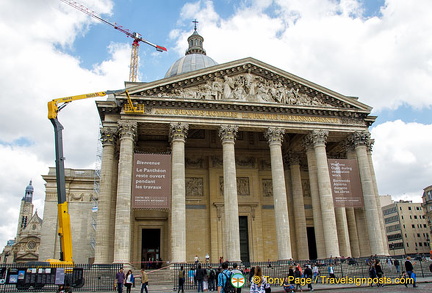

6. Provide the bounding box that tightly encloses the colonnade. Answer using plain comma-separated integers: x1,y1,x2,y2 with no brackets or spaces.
94,121,387,264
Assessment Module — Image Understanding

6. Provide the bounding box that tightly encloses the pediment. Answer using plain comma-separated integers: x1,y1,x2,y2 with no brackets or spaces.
125,57,371,112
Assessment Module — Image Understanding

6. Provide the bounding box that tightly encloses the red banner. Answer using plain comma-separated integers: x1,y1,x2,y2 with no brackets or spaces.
328,159,364,208
132,153,171,209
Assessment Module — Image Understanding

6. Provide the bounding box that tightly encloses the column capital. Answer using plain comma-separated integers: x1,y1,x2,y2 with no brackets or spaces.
304,129,329,147
219,125,238,143
346,131,372,150
118,120,137,141
265,127,285,145
169,122,189,142
100,126,118,146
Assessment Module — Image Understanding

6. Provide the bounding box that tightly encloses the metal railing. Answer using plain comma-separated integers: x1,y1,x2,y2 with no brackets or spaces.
172,257,432,291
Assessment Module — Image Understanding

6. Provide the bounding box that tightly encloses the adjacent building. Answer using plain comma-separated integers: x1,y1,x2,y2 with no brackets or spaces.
0,181,42,263
422,185,432,254
383,200,430,256
37,28,388,266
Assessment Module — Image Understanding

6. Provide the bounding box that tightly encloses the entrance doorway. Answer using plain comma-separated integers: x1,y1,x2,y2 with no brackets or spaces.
307,227,317,260
141,229,161,268
239,216,250,263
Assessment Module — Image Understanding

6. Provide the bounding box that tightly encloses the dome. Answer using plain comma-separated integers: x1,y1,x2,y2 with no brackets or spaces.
164,54,218,78
165,25,218,78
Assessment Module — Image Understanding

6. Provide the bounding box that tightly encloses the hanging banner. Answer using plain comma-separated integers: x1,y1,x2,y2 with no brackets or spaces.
327,159,364,208
132,153,172,209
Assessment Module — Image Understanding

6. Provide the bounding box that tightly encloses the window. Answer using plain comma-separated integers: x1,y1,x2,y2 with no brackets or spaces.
417,233,421,237
414,215,417,219
419,242,423,246
410,215,412,219
408,207,412,210
424,224,427,228
412,224,415,228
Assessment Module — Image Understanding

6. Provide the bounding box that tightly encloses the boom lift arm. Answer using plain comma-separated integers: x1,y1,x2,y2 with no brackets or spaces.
47,90,122,265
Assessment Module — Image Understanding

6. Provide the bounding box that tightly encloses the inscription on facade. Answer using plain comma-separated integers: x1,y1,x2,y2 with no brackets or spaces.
153,108,340,124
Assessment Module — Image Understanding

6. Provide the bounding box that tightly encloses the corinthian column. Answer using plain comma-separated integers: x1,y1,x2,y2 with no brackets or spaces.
367,140,389,255
113,120,137,264
170,122,188,263
347,131,385,255
219,125,241,262
265,128,292,260
310,130,340,257
287,152,308,260
303,136,326,259
95,126,118,263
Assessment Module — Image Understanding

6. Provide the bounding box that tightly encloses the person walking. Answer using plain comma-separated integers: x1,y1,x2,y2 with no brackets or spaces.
374,259,384,287
394,258,400,274
303,265,313,291
140,268,149,293
124,270,134,293
178,266,186,293
404,257,417,288
294,266,303,292
115,268,125,293
217,261,232,293
196,264,207,292
231,263,243,293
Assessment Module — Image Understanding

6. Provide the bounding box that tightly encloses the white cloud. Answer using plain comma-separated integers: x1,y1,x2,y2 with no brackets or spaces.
371,120,432,202
0,0,126,247
172,0,432,110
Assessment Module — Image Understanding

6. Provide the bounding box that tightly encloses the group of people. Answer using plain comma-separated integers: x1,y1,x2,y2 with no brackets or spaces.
366,255,418,288
115,267,149,293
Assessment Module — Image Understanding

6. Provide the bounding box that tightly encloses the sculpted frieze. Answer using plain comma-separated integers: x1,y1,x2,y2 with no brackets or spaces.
158,73,333,107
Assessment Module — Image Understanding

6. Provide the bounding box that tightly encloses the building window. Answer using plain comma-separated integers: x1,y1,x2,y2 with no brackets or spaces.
417,233,421,237
419,242,423,246
409,207,412,210
412,224,415,228
27,241,36,249
414,215,417,219
424,224,427,228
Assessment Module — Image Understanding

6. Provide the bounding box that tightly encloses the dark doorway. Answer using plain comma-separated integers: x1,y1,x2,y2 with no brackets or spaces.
142,229,161,268
239,216,250,263
307,227,317,260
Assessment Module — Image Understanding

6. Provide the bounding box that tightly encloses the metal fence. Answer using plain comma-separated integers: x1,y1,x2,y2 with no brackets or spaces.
172,257,432,291
0,263,121,292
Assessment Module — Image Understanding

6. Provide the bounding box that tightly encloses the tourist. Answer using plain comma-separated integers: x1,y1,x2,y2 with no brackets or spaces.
178,266,186,293
374,259,384,287
404,257,417,287
294,266,303,292
196,264,207,292
393,258,400,274
207,266,216,292
231,263,243,293
124,270,134,293
250,265,268,293
312,264,319,283
217,261,231,293
140,268,148,293
303,265,313,291
115,268,125,293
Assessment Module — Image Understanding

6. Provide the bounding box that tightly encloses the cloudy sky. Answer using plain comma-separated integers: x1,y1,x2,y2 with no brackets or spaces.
0,0,431,249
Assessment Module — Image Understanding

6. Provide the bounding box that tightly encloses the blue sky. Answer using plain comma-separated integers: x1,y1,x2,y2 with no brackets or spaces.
0,0,431,248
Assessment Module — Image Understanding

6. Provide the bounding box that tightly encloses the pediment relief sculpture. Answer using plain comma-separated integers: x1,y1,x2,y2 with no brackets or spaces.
150,73,333,107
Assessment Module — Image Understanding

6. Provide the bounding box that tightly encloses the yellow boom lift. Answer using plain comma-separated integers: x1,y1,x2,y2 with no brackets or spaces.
47,89,142,266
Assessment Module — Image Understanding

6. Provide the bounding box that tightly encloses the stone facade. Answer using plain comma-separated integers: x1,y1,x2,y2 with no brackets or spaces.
37,31,388,264
38,168,96,264
89,56,388,266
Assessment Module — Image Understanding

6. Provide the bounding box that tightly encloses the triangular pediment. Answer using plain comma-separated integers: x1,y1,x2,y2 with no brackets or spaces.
124,57,371,112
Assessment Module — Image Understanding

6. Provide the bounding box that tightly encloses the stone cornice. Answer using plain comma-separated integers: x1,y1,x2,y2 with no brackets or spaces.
113,97,371,120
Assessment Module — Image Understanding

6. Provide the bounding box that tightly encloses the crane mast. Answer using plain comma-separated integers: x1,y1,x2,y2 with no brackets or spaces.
59,0,167,81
